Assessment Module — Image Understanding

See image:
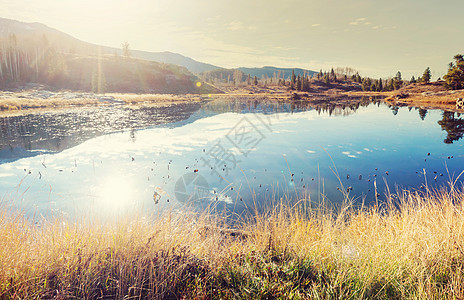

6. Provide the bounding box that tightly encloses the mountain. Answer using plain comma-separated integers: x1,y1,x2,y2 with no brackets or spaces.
0,17,221,93
0,17,220,74
129,50,219,73
0,18,52,36
200,66,317,85
237,66,317,80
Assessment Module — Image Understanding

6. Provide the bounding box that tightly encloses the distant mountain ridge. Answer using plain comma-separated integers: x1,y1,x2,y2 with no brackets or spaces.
237,66,317,80
0,17,222,93
0,17,317,83
0,17,220,73
128,50,219,73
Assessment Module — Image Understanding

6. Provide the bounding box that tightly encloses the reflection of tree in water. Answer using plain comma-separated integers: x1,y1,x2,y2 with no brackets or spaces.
418,108,428,121
0,103,203,152
390,106,399,115
438,111,464,144
203,96,385,117
314,97,384,117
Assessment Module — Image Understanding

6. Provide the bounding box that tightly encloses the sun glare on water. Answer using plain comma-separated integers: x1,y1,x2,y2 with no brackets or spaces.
95,176,135,213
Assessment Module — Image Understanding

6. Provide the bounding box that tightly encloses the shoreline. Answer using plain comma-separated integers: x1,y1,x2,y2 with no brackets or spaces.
1,86,463,117
385,90,464,112
1,185,464,298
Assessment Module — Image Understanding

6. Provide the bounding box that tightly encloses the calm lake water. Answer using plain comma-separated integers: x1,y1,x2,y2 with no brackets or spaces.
1,97,464,218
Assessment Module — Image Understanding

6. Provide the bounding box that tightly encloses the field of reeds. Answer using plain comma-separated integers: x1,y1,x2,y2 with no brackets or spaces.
0,90,207,115
2,183,464,299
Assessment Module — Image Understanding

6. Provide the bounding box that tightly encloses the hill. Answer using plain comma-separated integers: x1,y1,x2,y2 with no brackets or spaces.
385,81,464,112
0,18,221,93
128,50,219,73
200,66,318,86
0,17,220,74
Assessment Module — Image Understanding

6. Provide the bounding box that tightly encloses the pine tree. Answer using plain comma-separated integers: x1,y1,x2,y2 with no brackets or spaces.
296,75,302,90
291,69,296,85
324,74,329,85
393,71,403,90
361,78,369,91
421,67,431,83
443,55,464,90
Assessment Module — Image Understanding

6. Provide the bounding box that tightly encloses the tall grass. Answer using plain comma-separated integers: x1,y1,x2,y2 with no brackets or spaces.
2,185,464,299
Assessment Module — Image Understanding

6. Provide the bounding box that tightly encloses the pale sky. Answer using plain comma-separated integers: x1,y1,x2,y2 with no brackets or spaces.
1,0,463,79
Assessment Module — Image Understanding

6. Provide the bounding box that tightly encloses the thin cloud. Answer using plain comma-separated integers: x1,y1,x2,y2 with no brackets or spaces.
349,17,369,26
312,23,321,27
228,21,243,31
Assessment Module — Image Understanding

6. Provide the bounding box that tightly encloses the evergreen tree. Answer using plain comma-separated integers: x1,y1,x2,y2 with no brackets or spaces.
387,79,394,91
291,69,296,85
421,67,431,83
296,75,302,90
253,76,258,85
410,75,416,84
393,71,403,90
378,78,383,91
444,54,464,90
418,108,428,121
361,78,369,91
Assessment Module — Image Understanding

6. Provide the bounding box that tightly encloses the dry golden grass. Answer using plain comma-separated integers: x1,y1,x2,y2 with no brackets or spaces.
385,90,464,112
2,182,464,299
0,96,101,111
0,91,208,117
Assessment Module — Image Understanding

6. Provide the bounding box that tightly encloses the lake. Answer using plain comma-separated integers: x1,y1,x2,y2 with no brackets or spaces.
1,97,463,219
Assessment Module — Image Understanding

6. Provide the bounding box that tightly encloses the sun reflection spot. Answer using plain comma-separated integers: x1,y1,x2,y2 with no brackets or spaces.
97,176,133,211
196,81,202,87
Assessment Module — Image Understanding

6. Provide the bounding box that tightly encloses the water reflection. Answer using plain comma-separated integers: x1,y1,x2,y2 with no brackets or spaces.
0,97,463,219
0,102,204,161
438,111,464,144
419,108,428,121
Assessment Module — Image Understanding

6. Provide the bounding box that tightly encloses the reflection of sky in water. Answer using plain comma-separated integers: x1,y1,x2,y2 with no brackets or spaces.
1,103,464,218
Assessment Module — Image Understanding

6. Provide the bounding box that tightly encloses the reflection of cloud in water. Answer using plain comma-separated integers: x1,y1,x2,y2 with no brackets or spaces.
342,151,358,158
0,173,14,178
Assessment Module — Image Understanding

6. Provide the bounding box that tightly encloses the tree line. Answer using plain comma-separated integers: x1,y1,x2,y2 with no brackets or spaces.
0,34,74,89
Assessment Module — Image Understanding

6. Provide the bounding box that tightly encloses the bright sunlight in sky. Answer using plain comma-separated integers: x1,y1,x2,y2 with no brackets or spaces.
1,0,464,78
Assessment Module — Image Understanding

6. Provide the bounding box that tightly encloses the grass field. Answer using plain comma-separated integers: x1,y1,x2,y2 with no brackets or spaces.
1,181,464,299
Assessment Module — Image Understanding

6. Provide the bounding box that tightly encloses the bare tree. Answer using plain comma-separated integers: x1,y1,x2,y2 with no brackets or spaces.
121,42,131,58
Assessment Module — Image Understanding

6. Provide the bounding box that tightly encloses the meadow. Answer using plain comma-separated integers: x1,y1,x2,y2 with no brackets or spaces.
1,179,464,299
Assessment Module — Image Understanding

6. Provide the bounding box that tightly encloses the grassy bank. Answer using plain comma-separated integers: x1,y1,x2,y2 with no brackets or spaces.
2,185,464,299
0,91,208,117
384,82,464,112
